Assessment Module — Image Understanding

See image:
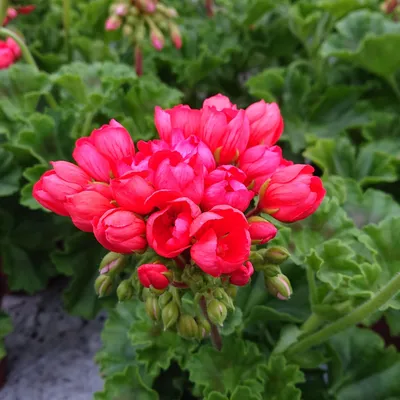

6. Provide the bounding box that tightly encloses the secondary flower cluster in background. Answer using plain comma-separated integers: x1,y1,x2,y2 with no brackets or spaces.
0,37,20,69
33,94,325,334
2,5,35,26
105,0,181,76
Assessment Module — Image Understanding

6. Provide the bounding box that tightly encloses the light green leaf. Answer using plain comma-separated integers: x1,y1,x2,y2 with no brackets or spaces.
94,366,158,400
185,336,265,397
329,327,400,400
243,0,275,26
260,355,305,400
20,164,49,210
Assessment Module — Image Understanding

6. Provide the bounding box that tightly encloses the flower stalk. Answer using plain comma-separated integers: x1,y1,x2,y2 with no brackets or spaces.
200,296,222,351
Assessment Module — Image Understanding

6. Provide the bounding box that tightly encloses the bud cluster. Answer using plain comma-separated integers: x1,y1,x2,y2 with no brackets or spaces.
381,0,400,20
105,1,182,53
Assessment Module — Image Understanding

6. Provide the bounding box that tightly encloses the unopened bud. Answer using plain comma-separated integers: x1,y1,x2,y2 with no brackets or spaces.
105,16,121,31
213,288,234,310
207,299,227,326
264,246,290,265
150,28,164,51
114,3,129,16
265,273,292,300
248,216,277,245
117,279,134,302
263,264,282,278
123,24,133,37
158,291,173,308
95,275,113,297
196,317,211,339
145,296,161,321
162,301,179,330
177,314,198,339
250,251,265,266
137,0,156,13
169,23,182,49
225,285,238,298
99,252,126,275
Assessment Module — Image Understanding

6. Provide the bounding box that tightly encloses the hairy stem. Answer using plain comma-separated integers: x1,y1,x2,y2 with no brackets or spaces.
200,296,222,351
286,272,400,357
0,27,58,110
300,313,322,335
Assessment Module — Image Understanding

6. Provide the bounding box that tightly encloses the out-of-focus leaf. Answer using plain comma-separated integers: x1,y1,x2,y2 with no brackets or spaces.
20,164,49,209
51,232,110,319
0,148,22,197
321,11,400,82
304,137,397,186
243,0,275,26
329,327,400,400
0,311,12,360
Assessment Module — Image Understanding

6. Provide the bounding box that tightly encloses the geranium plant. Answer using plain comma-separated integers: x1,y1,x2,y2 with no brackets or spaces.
0,0,400,399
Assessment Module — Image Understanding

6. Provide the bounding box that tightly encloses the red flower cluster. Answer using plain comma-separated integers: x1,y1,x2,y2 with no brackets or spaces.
33,95,325,288
0,37,21,70
2,5,35,26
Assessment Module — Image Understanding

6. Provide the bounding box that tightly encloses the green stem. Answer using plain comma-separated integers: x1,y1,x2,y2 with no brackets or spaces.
0,0,8,26
62,0,72,61
81,111,94,137
306,265,318,306
0,27,58,110
300,313,322,335
286,272,400,357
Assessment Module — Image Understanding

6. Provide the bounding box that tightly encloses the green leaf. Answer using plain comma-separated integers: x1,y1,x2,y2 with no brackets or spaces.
94,366,158,400
20,164,49,210
51,232,109,319
206,386,262,400
321,10,400,81
359,217,400,311
304,137,397,187
0,147,22,197
129,308,196,378
246,68,285,102
329,327,400,400
185,336,265,397
260,355,305,400
96,300,141,377
385,309,400,336
243,0,275,26
220,307,243,336
0,311,12,360
316,0,376,19
342,179,400,228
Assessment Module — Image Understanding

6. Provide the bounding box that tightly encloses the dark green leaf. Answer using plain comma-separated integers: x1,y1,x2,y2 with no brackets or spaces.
0,147,22,197
0,311,12,360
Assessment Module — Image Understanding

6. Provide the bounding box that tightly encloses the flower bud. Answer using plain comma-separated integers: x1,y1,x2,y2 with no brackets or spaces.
249,251,265,266
105,16,121,31
196,317,211,339
158,291,173,308
213,288,234,310
117,279,134,302
263,264,282,278
264,246,290,265
162,301,180,330
99,252,127,275
145,296,161,321
94,275,113,297
207,299,227,326
225,285,238,298
265,273,292,300
169,23,182,49
137,0,156,13
177,314,199,339
123,24,133,37
248,216,278,245
114,3,129,16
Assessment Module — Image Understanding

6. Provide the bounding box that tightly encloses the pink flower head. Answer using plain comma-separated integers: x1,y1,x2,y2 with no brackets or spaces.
172,134,216,173
203,94,237,111
258,164,326,223
137,264,170,290
200,102,250,164
146,197,201,258
202,165,254,212
154,105,201,143
105,16,121,31
93,209,147,254
0,41,16,69
229,261,254,286
245,100,284,147
65,190,115,232
238,145,282,192
150,150,204,204
3,8,18,25
248,216,277,244
110,171,155,215
6,38,21,59
32,162,91,216
190,205,251,277
73,120,135,181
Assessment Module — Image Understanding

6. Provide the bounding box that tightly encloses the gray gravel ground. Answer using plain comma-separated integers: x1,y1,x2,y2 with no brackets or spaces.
0,280,104,400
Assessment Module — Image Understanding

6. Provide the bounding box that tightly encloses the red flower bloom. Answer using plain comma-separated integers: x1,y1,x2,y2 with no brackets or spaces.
137,263,170,290
190,205,251,277
201,165,254,212
229,261,254,286
245,100,284,147
93,209,147,254
32,162,90,216
259,164,326,222
0,38,20,69
146,197,201,258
